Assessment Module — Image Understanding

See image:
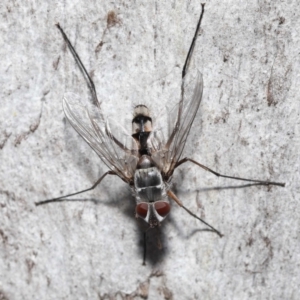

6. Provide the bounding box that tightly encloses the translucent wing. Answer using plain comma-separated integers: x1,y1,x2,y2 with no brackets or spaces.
151,71,203,177
63,93,139,182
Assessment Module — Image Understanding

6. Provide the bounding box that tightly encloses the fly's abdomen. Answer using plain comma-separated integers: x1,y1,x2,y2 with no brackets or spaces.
132,105,152,155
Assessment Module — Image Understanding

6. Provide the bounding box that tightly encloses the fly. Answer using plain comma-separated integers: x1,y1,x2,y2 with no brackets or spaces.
36,4,285,261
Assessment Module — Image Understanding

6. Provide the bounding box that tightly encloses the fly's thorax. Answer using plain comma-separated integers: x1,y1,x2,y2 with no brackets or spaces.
134,165,171,227
136,155,154,169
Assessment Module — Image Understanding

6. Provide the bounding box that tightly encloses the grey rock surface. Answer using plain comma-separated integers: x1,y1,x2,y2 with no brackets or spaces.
0,1,298,299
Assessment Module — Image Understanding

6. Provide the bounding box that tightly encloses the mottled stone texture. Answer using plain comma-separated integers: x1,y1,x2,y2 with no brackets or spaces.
0,1,298,299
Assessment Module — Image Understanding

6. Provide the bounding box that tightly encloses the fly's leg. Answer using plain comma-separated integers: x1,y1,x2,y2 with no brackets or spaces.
35,170,116,206
56,23,100,108
58,24,135,153
182,3,205,79
143,232,147,266
175,158,285,187
167,190,223,237
166,4,205,149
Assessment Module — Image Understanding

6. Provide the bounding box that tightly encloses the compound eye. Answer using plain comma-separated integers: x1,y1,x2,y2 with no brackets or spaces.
154,202,170,217
136,203,149,219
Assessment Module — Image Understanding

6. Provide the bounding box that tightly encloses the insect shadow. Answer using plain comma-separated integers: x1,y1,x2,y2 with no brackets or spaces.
36,4,285,264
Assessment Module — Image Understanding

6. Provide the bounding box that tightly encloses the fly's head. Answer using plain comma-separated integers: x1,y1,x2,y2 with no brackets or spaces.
135,199,171,228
